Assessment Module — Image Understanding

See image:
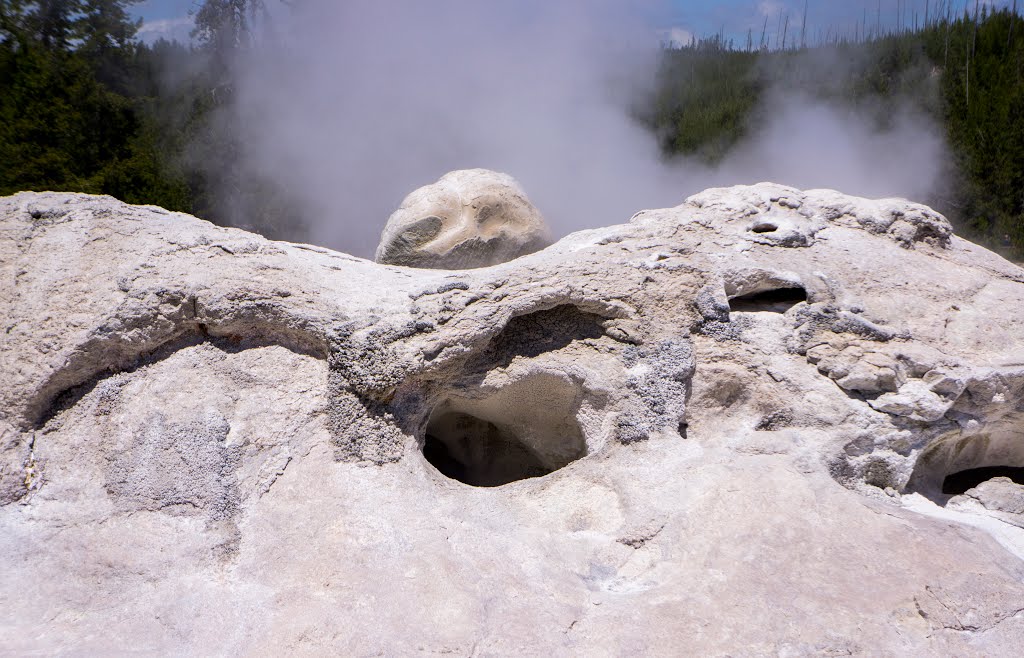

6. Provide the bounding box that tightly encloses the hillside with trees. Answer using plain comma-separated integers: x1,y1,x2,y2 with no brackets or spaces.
645,4,1024,258
1,1,1022,259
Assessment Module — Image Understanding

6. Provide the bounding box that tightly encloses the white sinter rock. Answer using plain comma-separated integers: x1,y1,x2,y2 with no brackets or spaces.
375,168,551,269
1,181,1024,654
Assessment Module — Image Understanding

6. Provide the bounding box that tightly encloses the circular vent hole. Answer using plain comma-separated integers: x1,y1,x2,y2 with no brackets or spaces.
751,221,779,233
423,412,554,487
420,373,589,487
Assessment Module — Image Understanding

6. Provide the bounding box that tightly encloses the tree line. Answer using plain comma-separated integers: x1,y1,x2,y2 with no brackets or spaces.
647,4,1024,259
0,0,299,240
1,1,1022,259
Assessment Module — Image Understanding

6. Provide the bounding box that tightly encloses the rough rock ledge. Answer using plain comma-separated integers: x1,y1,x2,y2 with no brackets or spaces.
1,183,1023,655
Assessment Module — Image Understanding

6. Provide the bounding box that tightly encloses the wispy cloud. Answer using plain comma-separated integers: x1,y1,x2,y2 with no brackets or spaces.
137,16,193,44
758,1,785,17
661,26,695,47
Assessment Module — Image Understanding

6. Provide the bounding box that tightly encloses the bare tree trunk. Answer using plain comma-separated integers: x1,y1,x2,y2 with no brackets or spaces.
945,2,951,68
973,0,980,60
801,0,808,48
1010,0,1018,50
966,46,970,109
967,0,980,109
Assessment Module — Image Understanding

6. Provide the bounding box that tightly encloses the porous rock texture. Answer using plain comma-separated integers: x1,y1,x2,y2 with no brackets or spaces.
2,183,1024,655
375,168,551,269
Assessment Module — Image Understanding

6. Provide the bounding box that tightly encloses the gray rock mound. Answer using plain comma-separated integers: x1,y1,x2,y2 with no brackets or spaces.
375,168,551,269
2,182,1024,655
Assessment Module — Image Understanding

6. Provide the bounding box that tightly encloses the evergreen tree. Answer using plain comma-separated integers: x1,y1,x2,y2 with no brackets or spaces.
77,0,142,90
0,0,185,208
191,0,264,80
26,0,81,50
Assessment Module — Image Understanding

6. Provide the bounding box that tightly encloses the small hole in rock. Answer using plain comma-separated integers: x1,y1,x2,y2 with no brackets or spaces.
421,370,590,487
728,287,807,313
422,406,584,487
904,427,1024,503
423,412,553,487
751,221,778,233
942,466,1024,495
677,421,688,439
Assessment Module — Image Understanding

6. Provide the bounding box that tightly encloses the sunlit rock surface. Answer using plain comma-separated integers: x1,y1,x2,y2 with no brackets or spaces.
2,183,1024,654
375,168,551,269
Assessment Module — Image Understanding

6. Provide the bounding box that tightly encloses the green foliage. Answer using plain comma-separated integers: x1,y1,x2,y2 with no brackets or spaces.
0,44,134,194
647,9,1024,259
642,43,761,163
930,10,1024,255
0,0,189,210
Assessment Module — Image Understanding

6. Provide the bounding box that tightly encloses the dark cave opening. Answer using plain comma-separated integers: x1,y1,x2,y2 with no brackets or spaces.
750,221,779,233
942,466,1024,495
903,423,1024,503
728,287,808,313
422,411,555,487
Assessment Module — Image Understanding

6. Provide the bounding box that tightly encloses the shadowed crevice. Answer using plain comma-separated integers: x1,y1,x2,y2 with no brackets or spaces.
942,466,1024,495
728,287,807,313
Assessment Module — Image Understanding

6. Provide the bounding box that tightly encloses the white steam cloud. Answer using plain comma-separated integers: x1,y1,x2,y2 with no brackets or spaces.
232,0,948,257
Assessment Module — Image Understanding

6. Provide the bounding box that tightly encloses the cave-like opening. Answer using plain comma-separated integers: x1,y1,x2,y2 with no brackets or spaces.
420,373,590,488
422,411,555,487
728,287,807,313
905,423,1024,503
942,466,1024,495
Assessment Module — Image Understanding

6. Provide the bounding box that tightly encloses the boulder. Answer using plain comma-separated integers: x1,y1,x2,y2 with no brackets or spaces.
375,168,551,269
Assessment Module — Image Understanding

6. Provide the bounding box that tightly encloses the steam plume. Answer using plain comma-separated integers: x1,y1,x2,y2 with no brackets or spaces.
230,0,948,257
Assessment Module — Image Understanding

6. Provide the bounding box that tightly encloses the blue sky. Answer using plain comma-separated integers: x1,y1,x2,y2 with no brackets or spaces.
134,0,195,43
133,1,1016,46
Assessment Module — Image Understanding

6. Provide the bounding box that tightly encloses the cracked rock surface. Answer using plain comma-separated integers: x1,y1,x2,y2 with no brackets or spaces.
2,183,1024,654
